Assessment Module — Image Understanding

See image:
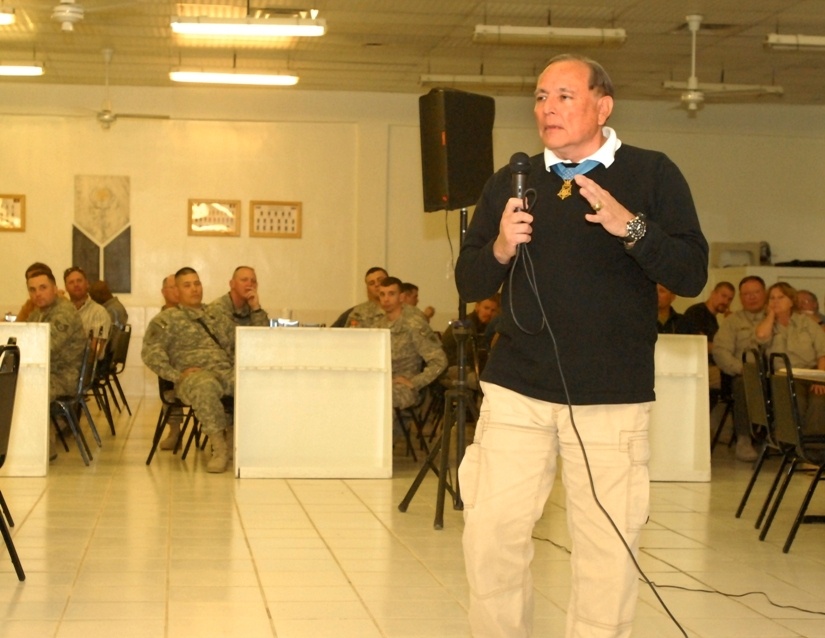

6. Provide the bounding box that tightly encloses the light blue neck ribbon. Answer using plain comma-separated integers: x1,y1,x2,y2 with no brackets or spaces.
550,159,600,180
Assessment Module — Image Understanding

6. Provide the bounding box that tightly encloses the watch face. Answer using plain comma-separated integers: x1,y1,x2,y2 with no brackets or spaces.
624,215,646,242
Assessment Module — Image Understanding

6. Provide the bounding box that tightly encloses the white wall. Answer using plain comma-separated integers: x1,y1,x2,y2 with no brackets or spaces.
2,82,825,334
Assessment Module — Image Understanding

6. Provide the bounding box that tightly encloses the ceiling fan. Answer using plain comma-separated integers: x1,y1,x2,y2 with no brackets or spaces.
50,0,142,32
663,14,783,113
95,48,169,130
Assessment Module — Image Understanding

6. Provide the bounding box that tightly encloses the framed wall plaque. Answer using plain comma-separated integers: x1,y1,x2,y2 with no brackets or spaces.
250,201,302,238
188,199,241,236
0,194,25,231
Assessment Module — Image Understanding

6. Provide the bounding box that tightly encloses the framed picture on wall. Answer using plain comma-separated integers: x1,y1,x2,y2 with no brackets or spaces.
188,199,241,237
0,194,25,231
250,201,302,238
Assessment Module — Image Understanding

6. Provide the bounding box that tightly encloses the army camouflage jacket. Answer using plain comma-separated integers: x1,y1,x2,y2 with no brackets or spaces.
377,305,447,390
28,296,86,390
208,293,269,327
142,305,236,384
346,300,384,328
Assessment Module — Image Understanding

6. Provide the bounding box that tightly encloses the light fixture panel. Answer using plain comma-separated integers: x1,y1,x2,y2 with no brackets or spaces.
171,16,326,37
765,33,825,51
170,70,299,86
0,63,45,77
473,24,626,48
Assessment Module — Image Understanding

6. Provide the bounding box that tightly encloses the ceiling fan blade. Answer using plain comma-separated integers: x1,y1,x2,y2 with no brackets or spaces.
116,113,171,120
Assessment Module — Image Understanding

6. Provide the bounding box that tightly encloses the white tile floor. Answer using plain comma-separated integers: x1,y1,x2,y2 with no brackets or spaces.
2,398,825,637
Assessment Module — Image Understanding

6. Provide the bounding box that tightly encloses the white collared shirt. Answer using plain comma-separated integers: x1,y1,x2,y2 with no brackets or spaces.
542,126,622,171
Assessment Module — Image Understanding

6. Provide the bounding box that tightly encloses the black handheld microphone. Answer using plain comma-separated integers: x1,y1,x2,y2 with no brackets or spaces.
509,152,531,200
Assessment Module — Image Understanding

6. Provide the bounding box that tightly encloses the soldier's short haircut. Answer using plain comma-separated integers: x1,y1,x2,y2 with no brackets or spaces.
25,262,53,280
27,269,56,285
233,265,255,276
379,276,403,290
400,282,418,294
365,266,388,279
175,266,198,280
63,266,87,282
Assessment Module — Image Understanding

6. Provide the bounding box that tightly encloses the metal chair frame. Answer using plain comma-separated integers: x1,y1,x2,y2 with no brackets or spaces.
759,353,825,552
0,338,26,580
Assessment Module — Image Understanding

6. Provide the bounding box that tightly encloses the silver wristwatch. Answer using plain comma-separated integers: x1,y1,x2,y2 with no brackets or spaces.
621,213,647,244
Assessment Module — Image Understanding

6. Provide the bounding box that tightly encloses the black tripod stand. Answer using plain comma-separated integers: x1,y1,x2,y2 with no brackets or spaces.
398,207,479,529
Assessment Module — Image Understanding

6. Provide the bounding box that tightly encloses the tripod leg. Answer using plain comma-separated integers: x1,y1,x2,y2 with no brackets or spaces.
398,438,442,513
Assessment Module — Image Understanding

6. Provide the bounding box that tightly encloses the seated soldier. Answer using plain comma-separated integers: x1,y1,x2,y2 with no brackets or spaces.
161,274,179,310
63,266,111,339
208,265,269,326
376,276,447,411
442,294,501,372
89,280,129,329
142,267,236,473
400,282,435,322
25,266,86,461
334,266,387,328
656,283,683,334
15,261,58,322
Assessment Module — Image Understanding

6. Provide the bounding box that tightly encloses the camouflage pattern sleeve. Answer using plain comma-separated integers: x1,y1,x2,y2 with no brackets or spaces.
205,304,238,362
409,319,448,390
248,308,270,327
141,312,181,383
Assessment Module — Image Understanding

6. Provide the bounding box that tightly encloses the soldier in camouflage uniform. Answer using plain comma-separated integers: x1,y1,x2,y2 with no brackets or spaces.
142,267,236,473
376,276,447,410
26,267,86,462
208,265,270,327
343,266,388,328
26,268,86,402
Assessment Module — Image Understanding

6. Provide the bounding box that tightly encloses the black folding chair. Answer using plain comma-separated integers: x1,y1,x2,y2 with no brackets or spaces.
760,353,825,552
51,334,104,465
98,324,132,417
735,349,783,525
0,337,26,581
146,376,196,465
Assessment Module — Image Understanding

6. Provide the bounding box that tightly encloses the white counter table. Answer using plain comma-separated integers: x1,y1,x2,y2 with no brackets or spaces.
234,327,392,478
0,322,50,477
650,334,711,482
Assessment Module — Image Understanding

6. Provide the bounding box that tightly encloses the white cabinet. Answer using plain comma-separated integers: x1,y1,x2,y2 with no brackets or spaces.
650,334,711,482
0,323,49,477
234,327,392,478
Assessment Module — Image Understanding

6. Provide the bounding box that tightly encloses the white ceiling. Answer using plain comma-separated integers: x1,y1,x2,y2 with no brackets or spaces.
2,0,825,105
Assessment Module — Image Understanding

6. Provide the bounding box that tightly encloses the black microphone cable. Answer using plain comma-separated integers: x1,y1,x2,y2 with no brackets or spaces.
507,187,689,638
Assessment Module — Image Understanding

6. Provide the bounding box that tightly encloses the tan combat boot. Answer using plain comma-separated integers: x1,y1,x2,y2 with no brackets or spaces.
206,431,229,473
160,423,181,450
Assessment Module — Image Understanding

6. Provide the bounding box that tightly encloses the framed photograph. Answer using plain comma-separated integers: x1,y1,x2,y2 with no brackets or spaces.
188,199,241,237
250,201,302,238
0,194,25,231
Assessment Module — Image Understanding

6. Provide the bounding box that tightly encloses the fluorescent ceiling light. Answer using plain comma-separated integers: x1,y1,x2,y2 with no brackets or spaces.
474,24,626,47
171,16,326,37
765,33,825,51
0,8,14,25
420,74,535,89
0,63,44,77
169,70,299,86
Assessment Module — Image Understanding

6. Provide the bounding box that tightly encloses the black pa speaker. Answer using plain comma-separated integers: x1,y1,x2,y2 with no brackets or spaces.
419,89,495,212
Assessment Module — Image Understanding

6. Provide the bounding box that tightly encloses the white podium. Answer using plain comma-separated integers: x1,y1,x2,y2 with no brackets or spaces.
0,323,50,477
234,327,392,478
650,334,711,482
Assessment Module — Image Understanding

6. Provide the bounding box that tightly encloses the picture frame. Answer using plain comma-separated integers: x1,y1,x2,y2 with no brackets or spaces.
187,199,241,237
249,201,302,238
0,194,25,231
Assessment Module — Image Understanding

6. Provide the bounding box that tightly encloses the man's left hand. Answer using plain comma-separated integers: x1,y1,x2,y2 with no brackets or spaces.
574,174,635,239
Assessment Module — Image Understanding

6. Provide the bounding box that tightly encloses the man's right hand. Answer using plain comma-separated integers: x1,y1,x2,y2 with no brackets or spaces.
493,197,533,264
